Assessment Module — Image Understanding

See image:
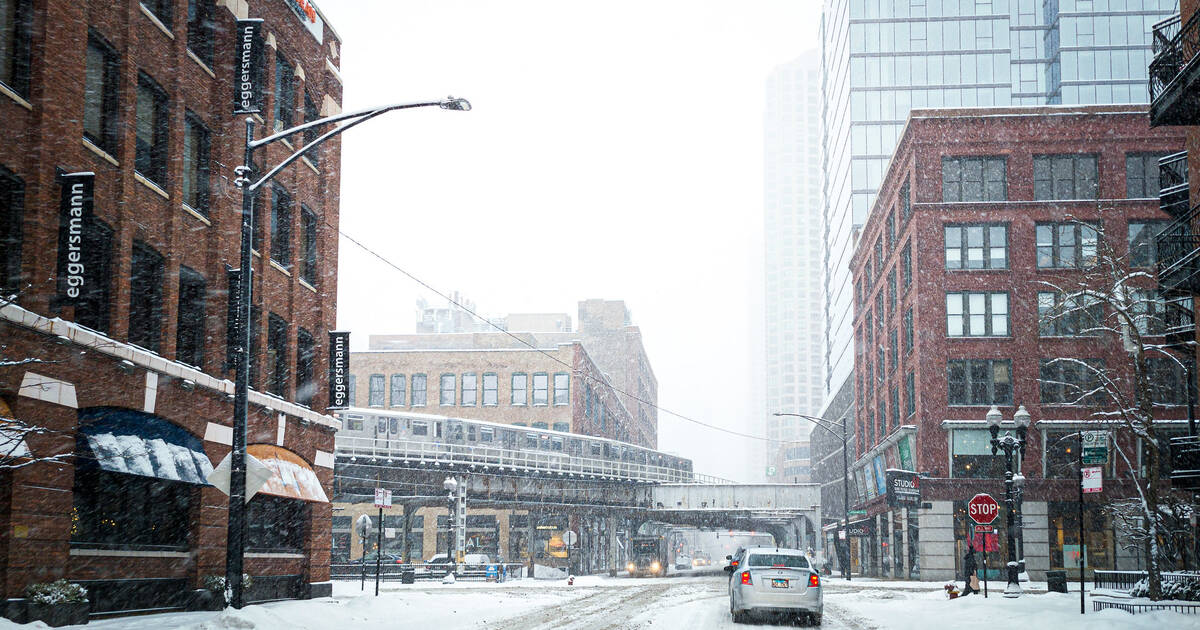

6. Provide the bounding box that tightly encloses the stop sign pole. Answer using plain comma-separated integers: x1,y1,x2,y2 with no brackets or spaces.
969,493,999,598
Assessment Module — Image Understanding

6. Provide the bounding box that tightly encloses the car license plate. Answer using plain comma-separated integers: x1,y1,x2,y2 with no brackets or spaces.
772,578,789,588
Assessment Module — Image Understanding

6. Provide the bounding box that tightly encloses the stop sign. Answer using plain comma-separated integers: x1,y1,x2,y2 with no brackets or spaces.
968,493,1000,524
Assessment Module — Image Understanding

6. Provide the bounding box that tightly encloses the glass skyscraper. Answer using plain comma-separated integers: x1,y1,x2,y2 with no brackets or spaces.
820,0,1175,398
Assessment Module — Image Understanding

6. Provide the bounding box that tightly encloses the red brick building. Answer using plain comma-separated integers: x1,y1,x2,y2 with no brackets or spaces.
848,105,1185,582
0,0,343,614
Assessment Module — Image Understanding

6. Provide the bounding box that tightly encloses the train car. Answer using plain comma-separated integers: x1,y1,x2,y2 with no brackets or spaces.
334,407,695,482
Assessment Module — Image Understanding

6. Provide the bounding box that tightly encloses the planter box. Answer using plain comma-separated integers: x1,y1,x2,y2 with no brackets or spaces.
26,601,89,627
3,598,28,624
186,589,225,612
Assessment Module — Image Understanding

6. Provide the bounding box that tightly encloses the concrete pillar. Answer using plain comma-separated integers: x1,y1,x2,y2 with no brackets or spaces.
607,516,618,575
1021,501,1050,581
918,500,956,582
527,510,536,577
400,503,414,563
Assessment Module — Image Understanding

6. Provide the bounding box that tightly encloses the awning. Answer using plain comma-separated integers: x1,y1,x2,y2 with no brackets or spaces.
77,407,214,485
247,444,329,503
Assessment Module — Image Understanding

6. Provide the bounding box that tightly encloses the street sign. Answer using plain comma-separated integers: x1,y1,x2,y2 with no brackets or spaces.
563,530,578,546
374,488,392,508
973,524,995,534
968,493,1000,525
1082,466,1103,493
766,466,777,477
848,509,867,517
1082,431,1108,465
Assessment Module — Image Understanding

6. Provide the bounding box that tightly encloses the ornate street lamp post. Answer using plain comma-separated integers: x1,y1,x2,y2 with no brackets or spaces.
986,404,1030,598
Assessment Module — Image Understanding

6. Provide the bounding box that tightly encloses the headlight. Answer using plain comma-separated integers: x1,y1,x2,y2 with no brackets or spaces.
627,563,635,572
651,561,660,570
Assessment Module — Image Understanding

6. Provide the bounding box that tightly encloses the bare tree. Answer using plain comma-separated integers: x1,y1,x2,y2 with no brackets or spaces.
1036,214,1193,600
0,286,70,470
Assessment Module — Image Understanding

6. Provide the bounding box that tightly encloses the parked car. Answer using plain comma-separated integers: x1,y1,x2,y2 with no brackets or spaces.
357,551,402,565
726,547,822,626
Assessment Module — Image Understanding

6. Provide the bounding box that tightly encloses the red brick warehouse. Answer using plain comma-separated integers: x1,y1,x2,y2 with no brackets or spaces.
0,0,345,614
846,105,1187,583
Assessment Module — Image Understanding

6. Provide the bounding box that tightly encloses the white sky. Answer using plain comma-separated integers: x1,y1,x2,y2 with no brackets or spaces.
320,0,823,482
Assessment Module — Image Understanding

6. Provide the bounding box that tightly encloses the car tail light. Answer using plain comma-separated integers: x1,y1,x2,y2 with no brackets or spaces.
741,571,752,585
809,573,820,588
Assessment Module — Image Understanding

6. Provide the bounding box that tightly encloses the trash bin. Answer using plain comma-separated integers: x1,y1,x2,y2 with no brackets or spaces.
401,570,415,584
1047,570,1067,593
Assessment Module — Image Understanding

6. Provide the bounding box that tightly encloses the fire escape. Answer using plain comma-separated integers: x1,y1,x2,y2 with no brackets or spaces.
1150,13,1200,489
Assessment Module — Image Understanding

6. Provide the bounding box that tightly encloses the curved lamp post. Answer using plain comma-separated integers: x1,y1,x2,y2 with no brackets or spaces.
224,97,471,609
773,412,851,581
986,404,1030,598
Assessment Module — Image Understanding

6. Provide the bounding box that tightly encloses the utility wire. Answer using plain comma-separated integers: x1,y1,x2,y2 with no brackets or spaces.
333,227,806,446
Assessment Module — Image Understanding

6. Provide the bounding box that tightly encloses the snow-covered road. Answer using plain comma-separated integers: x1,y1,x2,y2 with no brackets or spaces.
9,574,1200,629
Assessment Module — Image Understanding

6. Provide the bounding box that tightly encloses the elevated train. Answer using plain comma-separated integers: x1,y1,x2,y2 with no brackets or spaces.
335,407,695,483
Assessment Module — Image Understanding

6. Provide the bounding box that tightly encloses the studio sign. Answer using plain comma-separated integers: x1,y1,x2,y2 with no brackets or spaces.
56,172,95,305
885,469,922,508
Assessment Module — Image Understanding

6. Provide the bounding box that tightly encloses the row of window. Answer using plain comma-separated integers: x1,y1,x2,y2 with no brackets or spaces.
941,289,1191,339
940,153,1165,202
358,372,571,408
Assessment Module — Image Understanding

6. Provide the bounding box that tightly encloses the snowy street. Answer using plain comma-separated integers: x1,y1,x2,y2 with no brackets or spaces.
7,573,1200,630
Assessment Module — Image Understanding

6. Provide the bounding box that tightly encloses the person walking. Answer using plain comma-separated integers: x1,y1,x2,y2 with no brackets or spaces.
962,543,979,596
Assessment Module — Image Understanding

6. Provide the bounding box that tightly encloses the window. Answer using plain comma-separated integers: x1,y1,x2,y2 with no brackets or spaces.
899,180,911,223
266,313,288,397
887,272,896,310
440,373,455,406
903,308,913,354
1131,289,1184,336
1038,291,1103,336
135,72,169,187
141,0,173,29
887,214,896,245
945,224,1007,269
84,31,120,155
553,422,569,432
71,468,190,550
411,421,428,436
952,429,1010,478
1126,153,1167,198
303,92,321,166
532,372,549,406
1033,154,1098,200
182,113,211,215
0,165,22,296
348,374,356,406
947,359,1012,405
186,0,214,67
246,495,307,553
1037,222,1098,268
129,241,164,352
389,374,406,406
905,371,915,416
946,292,1009,337
300,206,318,285
1148,357,1189,406
901,244,911,289
511,373,527,406
1039,358,1104,405
274,51,296,131
1128,221,1168,268
553,373,569,405
888,329,898,371
296,327,314,407
175,266,205,367
890,386,900,429
75,220,113,333
363,373,388,407
0,0,33,98
270,186,292,269
942,156,1006,202
461,373,477,406
482,373,497,406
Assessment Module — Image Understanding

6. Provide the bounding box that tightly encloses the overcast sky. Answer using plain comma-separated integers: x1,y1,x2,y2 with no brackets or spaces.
320,0,823,482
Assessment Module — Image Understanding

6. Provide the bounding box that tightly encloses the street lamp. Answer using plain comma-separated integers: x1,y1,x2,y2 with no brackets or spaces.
444,476,458,573
773,412,851,581
224,96,471,609
986,404,1030,598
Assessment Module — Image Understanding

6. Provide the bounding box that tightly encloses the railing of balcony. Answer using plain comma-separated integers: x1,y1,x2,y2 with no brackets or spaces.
1157,205,1200,291
1160,152,1190,218
1149,13,1200,104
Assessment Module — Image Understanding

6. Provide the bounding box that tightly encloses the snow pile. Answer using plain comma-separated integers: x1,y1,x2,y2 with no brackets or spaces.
533,564,567,579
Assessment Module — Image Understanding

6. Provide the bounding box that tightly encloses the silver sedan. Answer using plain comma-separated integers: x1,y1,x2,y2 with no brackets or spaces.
727,547,822,625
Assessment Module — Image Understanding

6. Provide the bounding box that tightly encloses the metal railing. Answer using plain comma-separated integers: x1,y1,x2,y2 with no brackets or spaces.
1161,152,1190,219
335,435,731,485
1170,435,1200,489
1156,205,1200,290
330,561,526,581
1150,13,1200,105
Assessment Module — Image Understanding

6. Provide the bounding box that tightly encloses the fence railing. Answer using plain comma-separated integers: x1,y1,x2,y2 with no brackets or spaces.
330,562,526,581
1094,569,1200,591
335,435,731,485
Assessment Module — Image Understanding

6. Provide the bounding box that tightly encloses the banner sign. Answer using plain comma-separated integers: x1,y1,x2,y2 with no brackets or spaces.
845,518,875,538
872,456,887,495
885,469,921,508
56,172,95,307
233,19,264,114
328,331,350,409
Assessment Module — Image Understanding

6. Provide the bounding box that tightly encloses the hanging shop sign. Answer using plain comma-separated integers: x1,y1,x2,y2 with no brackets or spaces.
56,172,95,306
328,331,350,409
885,469,921,508
233,19,264,114
845,518,875,538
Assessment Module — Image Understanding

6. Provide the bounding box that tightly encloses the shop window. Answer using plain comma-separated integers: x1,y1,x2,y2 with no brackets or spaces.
1047,502,1112,571
245,494,308,553
71,468,191,550
128,241,164,352
950,428,1009,478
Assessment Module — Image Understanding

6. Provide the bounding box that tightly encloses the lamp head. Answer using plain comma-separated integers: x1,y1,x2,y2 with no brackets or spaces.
1013,405,1031,429
985,405,1003,428
443,477,458,491
441,96,472,111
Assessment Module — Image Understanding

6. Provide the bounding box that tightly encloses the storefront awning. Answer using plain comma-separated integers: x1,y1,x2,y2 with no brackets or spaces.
247,444,329,503
77,407,213,485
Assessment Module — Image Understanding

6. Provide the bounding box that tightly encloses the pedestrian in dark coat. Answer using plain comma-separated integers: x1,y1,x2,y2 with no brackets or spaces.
962,543,979,595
